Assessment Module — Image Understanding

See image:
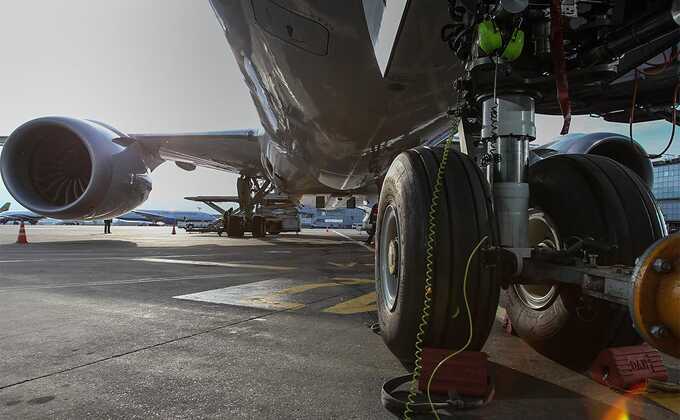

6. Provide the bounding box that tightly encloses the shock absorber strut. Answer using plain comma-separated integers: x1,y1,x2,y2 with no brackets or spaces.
481,94,535,254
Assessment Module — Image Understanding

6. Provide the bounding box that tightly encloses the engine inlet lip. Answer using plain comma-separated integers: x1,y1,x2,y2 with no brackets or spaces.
0,116,101,216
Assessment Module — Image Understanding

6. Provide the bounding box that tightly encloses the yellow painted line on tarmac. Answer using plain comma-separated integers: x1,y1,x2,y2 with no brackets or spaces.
644,392,680,414
243,296,305,310
333,277,374,284
273,278,373,296
133,257,293,271
323,292,377,314
328,261,357,268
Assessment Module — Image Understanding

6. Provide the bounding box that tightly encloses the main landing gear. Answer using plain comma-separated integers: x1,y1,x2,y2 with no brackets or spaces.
223,174,279,238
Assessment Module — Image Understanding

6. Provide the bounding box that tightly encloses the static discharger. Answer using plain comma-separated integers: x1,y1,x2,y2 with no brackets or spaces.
589,344,668,390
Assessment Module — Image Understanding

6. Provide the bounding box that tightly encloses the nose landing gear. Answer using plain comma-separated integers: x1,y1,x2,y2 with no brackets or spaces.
375,93,670,369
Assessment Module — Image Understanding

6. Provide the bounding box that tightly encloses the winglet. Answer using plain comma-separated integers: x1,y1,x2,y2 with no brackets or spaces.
0,202,10,212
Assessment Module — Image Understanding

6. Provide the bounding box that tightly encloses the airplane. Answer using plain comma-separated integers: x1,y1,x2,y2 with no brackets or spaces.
117,210,220,226
1,1,679,370
0,202,44,224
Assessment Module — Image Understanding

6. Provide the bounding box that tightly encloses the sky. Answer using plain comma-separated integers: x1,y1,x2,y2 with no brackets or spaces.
0,1,677,212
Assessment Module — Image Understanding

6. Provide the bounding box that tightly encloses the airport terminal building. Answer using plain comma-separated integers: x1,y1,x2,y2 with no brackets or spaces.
653,157,680,233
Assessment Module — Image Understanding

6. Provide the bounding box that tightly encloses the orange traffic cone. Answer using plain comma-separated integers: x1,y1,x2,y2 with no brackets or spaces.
172,224,176,235
16,222,28,244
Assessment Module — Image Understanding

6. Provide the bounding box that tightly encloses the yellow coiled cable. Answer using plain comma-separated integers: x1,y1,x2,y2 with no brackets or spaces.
403,132,489,420
403,134,453,419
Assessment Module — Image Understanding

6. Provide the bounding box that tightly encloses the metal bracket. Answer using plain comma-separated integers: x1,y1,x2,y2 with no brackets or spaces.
518,259,634,306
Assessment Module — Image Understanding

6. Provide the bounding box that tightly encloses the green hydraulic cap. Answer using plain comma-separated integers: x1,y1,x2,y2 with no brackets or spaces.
478,20,502,55
501,28,525,61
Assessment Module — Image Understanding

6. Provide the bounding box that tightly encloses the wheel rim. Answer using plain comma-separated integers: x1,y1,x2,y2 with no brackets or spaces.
379,204,400,312
514,210,560,310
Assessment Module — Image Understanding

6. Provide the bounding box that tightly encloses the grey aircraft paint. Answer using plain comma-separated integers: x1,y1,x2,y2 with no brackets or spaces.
209,0,459,194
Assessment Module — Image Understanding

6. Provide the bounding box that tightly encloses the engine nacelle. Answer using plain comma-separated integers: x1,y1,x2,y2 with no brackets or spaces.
0,117,151,220
532,132,653,188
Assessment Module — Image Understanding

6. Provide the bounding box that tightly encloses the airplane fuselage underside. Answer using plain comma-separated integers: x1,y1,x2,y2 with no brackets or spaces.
213,0,459,194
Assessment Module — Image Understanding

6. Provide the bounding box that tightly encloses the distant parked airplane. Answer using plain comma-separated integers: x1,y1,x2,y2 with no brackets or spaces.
0,203,44,224
117,210,219,226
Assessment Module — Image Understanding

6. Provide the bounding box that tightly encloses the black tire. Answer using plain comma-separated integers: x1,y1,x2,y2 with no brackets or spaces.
252,215,266,238
506,154,665,369
267,220,282,235
375,146,499,366
226,215,244,238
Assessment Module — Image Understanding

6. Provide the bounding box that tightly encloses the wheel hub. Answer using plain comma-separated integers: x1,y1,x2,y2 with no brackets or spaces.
387,239,399,275
379,204,400,312
514,210,560,310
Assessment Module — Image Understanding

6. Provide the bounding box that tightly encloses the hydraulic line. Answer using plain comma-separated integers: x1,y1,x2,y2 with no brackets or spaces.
629,71,679,159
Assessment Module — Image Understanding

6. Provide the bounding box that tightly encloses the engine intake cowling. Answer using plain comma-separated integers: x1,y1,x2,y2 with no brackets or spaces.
0,117,151,220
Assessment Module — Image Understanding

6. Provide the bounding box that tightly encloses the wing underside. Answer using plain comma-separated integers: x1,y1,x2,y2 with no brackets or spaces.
132,130,265,176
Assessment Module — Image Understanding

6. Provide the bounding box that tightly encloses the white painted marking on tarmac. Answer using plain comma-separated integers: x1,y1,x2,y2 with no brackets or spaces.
332,230,374,252
174,277,373,311
0,273,242,293
134,257,293,271
175,279,306,310
0,253,230,264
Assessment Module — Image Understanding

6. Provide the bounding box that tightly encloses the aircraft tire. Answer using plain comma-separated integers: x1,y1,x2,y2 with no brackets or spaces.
505,154,665,369
267,220,282,235
252,215,266,238
375,146,499,367
226,215,244,238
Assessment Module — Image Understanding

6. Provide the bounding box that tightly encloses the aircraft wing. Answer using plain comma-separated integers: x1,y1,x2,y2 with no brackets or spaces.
131,210,173,224
130,129,264,176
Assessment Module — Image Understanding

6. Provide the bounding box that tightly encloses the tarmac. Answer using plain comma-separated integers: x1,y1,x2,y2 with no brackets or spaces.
0,225,678,419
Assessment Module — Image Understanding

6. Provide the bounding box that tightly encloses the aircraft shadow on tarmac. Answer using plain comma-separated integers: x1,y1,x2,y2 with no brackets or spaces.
392,363,647,420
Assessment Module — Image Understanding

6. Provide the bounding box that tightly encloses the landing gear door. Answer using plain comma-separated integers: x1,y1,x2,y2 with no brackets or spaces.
362,0,463,79
362,0,410,77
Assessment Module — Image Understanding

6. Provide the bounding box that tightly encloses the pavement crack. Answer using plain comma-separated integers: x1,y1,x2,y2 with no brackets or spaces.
0,289,359,392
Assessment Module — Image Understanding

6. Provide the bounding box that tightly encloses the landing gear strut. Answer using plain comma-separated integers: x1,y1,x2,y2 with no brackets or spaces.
225,174,273,238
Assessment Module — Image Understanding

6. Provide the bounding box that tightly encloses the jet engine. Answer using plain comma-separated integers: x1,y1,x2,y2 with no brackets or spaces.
0,117,151,220
533,132,654,188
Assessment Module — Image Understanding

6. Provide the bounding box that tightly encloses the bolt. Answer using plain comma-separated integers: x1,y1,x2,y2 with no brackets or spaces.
652,258,672,273
650,324,669,338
